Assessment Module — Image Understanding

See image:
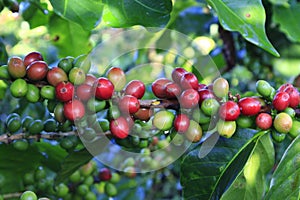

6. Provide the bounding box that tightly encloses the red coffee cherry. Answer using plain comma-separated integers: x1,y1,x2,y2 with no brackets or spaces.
124,80,145,99
278,83,293,92
174,114,190,133
84,74,97,86
106,67,126,92
165,82,181,99
47,67,68,86
180,72,199,90
99,168,112,181
272,91,290,111
219,101,240,121
171,67,187,83
63,99,85,121
76,84,93,102
238,97,261,116
152,78,172,98
55,81,74,102
179,89,199,109
94,78,114,100
24,51,44,67
133,108,153,121
110,117,129,139
198,89,215,104
255,113,272,130
26,61,48,81
283,87,299,108
118,95,140,115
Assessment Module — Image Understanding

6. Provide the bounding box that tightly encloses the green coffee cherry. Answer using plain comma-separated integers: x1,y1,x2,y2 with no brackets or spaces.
256,80,273,98
20,191,37,200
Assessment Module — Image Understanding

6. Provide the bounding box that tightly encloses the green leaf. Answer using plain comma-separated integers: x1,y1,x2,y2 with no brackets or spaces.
221,133,275,200
54,148,93,185
268,0,289,7
0,38,8,65
180,128,264,199
49,0,103,30
20,1,49,29
0,144,44,193
206,0,279,57
102,0,172,28
265,135,300,200
48,14,92,57
272,4,300,43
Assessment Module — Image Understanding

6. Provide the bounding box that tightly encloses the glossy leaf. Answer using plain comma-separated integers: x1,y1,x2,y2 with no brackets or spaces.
221,133,275,200
49,0,103,30
101,0,172,28
20,1,49,29
48,14,92,57
273,4,300,43
54,148,93,184
180,128,264,199
264,135,300,200
206,0,279,57
268,0,289,7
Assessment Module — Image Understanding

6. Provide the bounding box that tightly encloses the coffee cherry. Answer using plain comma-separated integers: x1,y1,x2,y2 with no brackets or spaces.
43,118,57,132
110,117,129,139
219,101,240,121
289,120,300,138
73,54,91,73
119,95,140,115
271,130,286,143
0,65,11,80
58,56,74,73
63,99,85,121
198,89,215,104
283,87,300,108
69,67,86,85
124,80,145,99
153,110,175,131
165,82,181,99
87,98,106,112
76,84,93,101
84,74,97,86
272,91,290,111
20,191,37,200
10,78,28,98
108,105,121,120
255,113,272,130
217,120,236,138
171,67,187,83
26,61,48,81
47,67,68,86
256,80,273,98
152,78,171,98
94,77,114,100
99,168,112,181
236,116,253,128
55,183,69,198
25,84,40,104
179,89,199,109
180,72,199,90
77,184,89,196
54,102,66,123
107,67,126,92
28,120,44,135
24,51,43,67
133,108,153,121
192,108,210,124
185,120,202,142
55,81,74,102
7,116,21,133
201,98,220,116
273,112,292,134
13,139,29,151
238,97,261,116
278,83,293,92
40,85,55,100
213,77,229,98
7,56,26,78
105,182,118,197
174,114,190,133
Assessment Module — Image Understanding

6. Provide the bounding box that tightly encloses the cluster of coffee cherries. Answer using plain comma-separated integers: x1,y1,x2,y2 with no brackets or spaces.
11,161,123,200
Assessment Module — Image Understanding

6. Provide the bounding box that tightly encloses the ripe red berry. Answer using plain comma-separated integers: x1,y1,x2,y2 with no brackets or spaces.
124,80,145,99
99,168,112,181
106,67,126,92
63,99,85,121
283,87,299,108
76,84,93,101
24,51,44,67
110,117,129,139
255,113,272,130
180,72,199,90
26,61,48,81
174,114,190,133
84,74,97,86
238,97,261,116
55,81,74,102
198,84,206,90
278,83,293,92
133,108,153,121
219,101,240,121
172,67,187,83
179,89,199,109
94,78,114,100
118,95,140,115
152,78,172,98
165,82,181,99
198,89,215,104
47,67,68,86
272,91,290,111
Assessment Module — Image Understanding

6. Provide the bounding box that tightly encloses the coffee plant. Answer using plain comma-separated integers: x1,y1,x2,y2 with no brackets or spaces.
0,0,300,200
